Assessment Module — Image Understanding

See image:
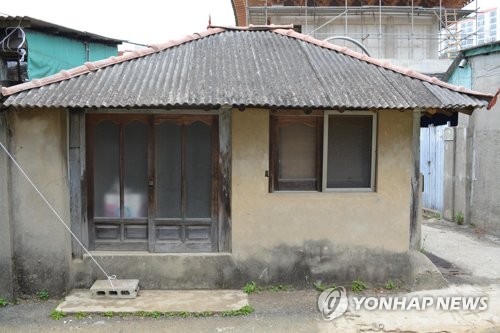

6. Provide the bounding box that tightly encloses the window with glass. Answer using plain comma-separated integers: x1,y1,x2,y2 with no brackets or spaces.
270,115,322,191
270,111,377,192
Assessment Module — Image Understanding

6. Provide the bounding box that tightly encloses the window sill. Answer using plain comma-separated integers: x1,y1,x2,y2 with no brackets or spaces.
85,251,231,257
270,189,376,194
323,188,375,193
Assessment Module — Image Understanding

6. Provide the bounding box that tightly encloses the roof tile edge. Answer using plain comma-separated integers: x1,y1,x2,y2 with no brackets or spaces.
271,28,493,99
1,27,226,97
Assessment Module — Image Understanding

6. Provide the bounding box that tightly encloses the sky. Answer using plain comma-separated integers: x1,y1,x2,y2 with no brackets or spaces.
0,0,497,48
464,0,499,11
0,0,236,48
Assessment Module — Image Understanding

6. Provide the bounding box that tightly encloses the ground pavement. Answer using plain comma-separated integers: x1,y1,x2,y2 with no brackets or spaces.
1,216,499,332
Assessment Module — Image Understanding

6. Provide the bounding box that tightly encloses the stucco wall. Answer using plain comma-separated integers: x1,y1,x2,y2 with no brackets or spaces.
468,52,500,236
7,108,71,296
231,109,413,284
4,107,419,292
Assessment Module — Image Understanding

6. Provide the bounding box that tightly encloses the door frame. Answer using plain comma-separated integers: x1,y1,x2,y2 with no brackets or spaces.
75,110,232,253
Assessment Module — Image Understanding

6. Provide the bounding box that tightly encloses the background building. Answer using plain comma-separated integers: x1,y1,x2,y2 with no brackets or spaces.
232,0,474,76
440,5,498,58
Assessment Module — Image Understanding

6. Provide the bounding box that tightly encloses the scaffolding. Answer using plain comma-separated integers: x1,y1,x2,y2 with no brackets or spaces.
245,0,477,60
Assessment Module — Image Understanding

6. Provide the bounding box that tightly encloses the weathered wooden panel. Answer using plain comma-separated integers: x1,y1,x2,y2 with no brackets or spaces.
69,110,85,258
218,107,232,252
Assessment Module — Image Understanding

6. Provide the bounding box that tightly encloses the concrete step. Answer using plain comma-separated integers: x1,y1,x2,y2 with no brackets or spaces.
57,289,249,313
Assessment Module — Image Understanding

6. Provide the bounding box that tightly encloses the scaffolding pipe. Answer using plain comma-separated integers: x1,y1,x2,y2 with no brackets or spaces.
475,0,478,45
378,0,382,57
314,32,448,39
432,11,460,44
345,0,348,36
265,0,268,24
305,0,308,34
439,0,442,31
308,10,348,35
245,0,249,25
411,0,414,59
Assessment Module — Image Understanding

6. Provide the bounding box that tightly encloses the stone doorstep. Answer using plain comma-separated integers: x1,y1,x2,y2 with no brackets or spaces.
56,289,249,314
90,279,139,299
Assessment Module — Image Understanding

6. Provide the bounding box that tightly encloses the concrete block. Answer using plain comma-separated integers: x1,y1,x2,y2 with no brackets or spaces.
90,279,139,299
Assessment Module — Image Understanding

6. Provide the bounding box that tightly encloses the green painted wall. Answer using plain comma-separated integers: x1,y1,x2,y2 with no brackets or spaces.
446,42,500,89
447,63,472,89
26,30,117,79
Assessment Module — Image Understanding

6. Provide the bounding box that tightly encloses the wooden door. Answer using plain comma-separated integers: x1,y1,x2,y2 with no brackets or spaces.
152,115,218,252
87,114,218,252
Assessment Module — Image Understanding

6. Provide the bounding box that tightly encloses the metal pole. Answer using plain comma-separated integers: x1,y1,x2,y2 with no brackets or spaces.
305,0,308,34
345,0,348,36
475,0,478,46
379,0,382,58
308,10,348,35
439,0,442,58
245,0,248,25
265,0,268,25
411,0,414,60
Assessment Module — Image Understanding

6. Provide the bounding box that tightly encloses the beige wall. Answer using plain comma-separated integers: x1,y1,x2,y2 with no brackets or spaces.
3,107,415,291
7,108,72,295
232,108,413,260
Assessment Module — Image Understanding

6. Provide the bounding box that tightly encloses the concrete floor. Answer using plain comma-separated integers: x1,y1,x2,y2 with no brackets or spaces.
56,290,248,313
422,218,500,284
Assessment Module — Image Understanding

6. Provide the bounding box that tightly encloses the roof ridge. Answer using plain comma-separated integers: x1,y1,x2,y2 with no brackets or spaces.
271,28,493,99
1,27,226,97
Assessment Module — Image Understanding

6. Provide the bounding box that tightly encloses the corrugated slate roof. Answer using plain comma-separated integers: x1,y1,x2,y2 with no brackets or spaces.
1,26,492,112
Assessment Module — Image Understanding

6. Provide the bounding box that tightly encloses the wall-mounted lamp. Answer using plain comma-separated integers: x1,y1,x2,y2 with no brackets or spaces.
458,58,468,68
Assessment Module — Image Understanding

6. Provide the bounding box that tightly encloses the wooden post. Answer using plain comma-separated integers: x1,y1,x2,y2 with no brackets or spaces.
218,106,232,252
0,111,14,299
69,109,87,258
410,110,422,250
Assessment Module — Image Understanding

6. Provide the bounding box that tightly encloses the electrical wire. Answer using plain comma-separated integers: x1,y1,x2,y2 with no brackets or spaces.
0,140,117,290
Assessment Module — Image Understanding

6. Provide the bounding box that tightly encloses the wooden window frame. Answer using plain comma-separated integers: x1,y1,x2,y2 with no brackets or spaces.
269,113,323,192
269,110,377,193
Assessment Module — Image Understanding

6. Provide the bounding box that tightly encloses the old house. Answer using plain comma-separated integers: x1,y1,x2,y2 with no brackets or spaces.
0,25,492,299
